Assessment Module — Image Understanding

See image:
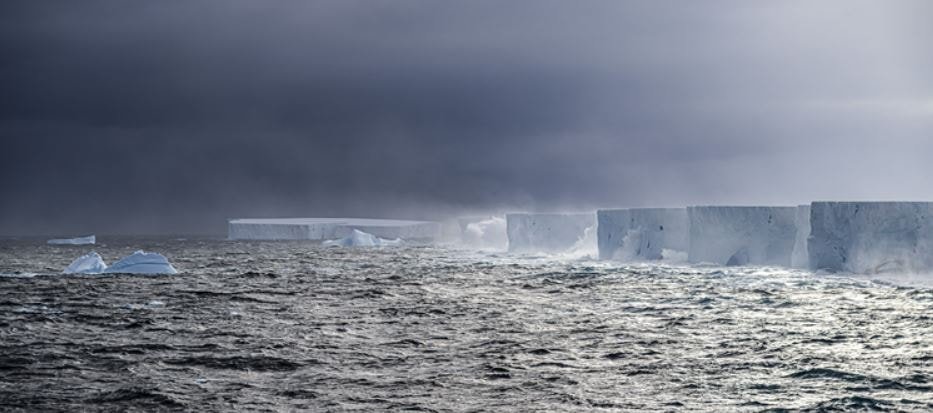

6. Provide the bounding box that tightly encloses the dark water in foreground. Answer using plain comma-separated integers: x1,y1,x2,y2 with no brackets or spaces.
1,238,932,412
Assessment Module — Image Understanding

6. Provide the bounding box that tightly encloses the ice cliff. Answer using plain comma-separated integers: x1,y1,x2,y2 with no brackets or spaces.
808,202,933,273
322,229,401,247
228,218,440,241
597,208,688,261
687,206,797,266
507,213,595,253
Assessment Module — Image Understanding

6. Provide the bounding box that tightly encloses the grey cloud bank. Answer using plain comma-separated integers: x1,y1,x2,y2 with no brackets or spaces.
1,1,931,235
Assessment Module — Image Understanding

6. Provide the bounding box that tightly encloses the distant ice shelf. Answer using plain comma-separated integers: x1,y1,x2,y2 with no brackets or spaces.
48,235,96,245
507,213,595,253
227,218,440,241
597,208,688,261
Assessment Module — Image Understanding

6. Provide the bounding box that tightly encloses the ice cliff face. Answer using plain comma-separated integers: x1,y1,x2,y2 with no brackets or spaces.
597,208,688,261
322,229,401,247
790,205,811,268
687,206,797,266
228,218,440,241
808,202,933,273
507,213,595,253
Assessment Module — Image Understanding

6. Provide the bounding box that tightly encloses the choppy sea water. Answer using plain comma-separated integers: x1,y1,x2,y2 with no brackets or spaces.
1,237,932,412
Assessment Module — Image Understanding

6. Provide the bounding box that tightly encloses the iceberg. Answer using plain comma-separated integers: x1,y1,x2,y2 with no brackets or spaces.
687,206,797,266
808,202,933,273
597,208,688,261
103,251,178,274
48,235,96,245
63,252,108,274
790,205,811,268
228,218,440,241
322,229,401,247
506,213,595,253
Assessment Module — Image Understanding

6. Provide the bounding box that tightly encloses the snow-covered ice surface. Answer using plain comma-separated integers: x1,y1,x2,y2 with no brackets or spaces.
506,213,595,253
808,202,933,274
227,218,440,241
688,206,797,266
597,208,688,261
103,251,178,275
47,235,96,245
1,237,932,411
322,229,401,247
62,252,108,274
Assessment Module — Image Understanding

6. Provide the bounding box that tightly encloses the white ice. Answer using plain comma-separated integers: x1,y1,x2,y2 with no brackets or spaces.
808,202,933,273
506,213,595,253
459,216,508,250
687,206,797,266
790,205,810,269
322,229,401,247
48,235,96,245
228,218,440,241
63,252,108,274
597,208,688,261
103,251,178,274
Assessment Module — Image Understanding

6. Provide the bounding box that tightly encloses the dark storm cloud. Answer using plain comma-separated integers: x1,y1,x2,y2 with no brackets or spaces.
1,1,932,235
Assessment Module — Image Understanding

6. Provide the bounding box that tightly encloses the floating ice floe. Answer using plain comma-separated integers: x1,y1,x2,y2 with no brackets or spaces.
63,252,108,274
103,250,178,274
322,229,401,247
48,235,96,245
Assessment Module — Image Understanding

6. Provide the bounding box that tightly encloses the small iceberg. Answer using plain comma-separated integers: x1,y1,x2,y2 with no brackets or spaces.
63,252,108,274
103,250,178,274
48,235,96,245
323,229,401,247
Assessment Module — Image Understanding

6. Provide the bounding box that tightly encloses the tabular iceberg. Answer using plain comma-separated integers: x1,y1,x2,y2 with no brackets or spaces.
597,208,688,261
103,251,178,274
790,205,811,268
63,252,108,274
48,235,96,245
808,202,933,273
228,218,440,241
687,206,797,266
507,213,595,253
322,229,401,247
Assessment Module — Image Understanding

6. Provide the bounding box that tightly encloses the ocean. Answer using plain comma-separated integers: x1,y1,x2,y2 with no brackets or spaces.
1,237,932,411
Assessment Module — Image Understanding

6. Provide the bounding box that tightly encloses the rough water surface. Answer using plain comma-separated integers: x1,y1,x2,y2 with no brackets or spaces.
1,238,932,412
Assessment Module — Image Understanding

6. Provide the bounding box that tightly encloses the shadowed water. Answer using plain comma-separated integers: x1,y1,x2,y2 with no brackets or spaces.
1,238,932,411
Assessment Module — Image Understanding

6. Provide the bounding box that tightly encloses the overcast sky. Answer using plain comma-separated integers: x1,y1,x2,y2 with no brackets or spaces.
2,1,932,235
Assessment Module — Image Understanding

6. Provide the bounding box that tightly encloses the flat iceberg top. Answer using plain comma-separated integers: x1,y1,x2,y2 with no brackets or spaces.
103,250,178,275
48,235,96,245
63,252,107,274
228,218,435,226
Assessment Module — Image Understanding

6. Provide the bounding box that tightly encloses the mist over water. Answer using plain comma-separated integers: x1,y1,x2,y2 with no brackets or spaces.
2,238,932,411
